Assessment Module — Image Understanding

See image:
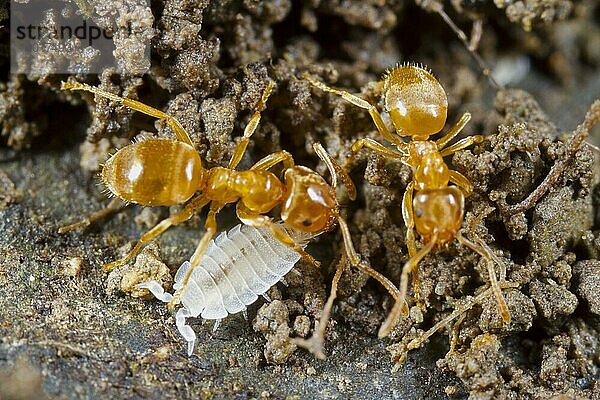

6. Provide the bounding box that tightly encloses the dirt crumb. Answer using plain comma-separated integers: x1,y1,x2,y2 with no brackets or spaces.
572,260,600,315
106,242,172,298
253,299,297,364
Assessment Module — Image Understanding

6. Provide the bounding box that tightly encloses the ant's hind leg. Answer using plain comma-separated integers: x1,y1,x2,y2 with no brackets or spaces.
58,198,124,234
378,235,436,339
336,216,401,301
228,81,275,169
303,73,406,148
61,81,194,146
456,232,511,323
103,195,211,271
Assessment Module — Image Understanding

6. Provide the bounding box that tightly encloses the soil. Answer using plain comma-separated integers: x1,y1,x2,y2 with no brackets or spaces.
1,0,599,399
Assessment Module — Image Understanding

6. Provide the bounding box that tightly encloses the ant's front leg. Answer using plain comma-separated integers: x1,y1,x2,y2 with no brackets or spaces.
236,203,320,268
227,81,275,169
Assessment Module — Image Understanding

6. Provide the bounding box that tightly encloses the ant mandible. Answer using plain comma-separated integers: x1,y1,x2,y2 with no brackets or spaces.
59,79,402,309
304,64,511,338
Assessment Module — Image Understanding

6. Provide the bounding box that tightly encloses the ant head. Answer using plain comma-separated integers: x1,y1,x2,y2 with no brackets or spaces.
281,166,338,234
383,65,448,140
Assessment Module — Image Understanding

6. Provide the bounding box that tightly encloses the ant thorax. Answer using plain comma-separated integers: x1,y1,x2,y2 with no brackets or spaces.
408,140,450,191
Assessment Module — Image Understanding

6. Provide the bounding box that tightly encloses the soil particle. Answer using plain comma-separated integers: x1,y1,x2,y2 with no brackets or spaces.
529,278,578,321
252,299,298,364
106,242,173,298
0,76,43,149
572,260,600,315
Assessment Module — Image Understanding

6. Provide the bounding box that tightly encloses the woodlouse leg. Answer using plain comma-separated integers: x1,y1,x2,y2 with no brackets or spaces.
303,73,406,149
103,194,211,271
250,150,295,171
378,234,436,339
456,232,511,323
449,170,474,197
169,202,222,310
313,142,357,200
134,280,174,303
236,203,321,267
61,81,194,146
175,307,197,356
435,112,472,149
294,255,346,359
439,135,484,158
336,216,401,301
227,81,275,169
58,198,124,234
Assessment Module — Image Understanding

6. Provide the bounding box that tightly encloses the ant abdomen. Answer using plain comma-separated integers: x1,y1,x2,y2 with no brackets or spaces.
102,138,205,206
384,66,448,137
413,187,464,246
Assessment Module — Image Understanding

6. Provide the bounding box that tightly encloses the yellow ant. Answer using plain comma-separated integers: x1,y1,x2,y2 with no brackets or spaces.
58,79,402,310
303,64,512,340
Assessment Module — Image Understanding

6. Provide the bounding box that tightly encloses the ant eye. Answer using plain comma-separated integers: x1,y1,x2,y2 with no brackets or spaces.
415,208,423,217
302,219,312,227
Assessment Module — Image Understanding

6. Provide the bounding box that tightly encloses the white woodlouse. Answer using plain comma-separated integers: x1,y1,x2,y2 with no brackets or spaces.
135,223,315,355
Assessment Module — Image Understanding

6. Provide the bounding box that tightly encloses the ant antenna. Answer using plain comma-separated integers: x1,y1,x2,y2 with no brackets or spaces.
435,7,502,90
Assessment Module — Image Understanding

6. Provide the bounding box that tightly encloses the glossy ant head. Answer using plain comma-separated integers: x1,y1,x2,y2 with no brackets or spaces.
281,166,338,233
384,65,448,140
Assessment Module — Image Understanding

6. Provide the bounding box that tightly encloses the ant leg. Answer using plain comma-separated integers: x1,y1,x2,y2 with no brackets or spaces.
402,181,422,301
168,202,222,310
337,216,401,301
344,138,410,171
61,81,194,146
236,203,321,267
435,112,472,149
456,232,511,323
227,81,275,169
402,182,417,257
103,195,211,271
378,234,436,339
313,142,357,200
440,135,484,158
294,254,346,359
58,198,124,233
303,73,406,149
449,170,474,197
250,150,295,171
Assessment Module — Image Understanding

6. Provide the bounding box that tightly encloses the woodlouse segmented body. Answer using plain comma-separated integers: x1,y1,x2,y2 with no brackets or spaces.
136,223,314,355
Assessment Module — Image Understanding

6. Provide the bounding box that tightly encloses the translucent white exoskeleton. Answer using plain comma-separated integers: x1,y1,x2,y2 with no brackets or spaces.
136,223,315,356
